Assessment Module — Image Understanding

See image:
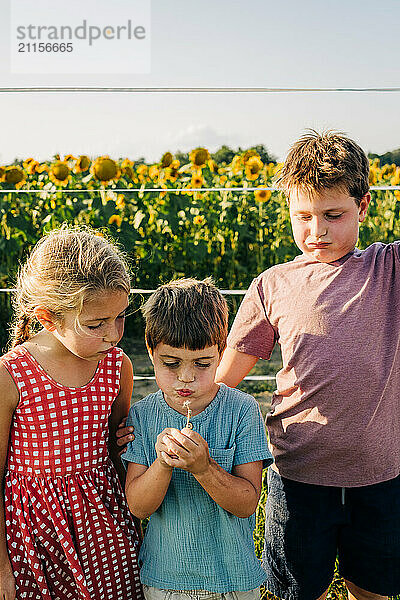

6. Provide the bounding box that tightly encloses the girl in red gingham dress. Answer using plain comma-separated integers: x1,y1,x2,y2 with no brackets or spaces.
0,227,143,600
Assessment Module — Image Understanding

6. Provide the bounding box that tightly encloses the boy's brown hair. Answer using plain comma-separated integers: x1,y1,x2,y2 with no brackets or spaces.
276,130,370,205
142,278,228,354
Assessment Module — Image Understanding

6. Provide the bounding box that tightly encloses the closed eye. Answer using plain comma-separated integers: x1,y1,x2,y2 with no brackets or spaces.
325,213,343,220
87,322,104,330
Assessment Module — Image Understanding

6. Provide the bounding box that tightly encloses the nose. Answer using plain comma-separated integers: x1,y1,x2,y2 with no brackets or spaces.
177,365,195,383
103,320,124,344
310,216,327,239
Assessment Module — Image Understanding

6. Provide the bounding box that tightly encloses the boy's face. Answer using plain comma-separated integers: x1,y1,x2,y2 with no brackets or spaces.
149,343,221,416
289,187,370,263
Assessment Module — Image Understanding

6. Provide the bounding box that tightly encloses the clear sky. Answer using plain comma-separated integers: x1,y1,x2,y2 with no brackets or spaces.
1,0,399,163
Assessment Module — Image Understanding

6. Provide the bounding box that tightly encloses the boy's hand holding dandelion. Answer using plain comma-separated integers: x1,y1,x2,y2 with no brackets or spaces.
155,428,181,469
160,428,211,475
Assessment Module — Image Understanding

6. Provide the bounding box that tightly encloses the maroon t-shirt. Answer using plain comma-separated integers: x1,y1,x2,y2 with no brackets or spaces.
228,243,400,486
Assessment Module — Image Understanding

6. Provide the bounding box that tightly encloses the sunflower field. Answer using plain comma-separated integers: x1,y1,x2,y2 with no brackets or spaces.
1,149,400,348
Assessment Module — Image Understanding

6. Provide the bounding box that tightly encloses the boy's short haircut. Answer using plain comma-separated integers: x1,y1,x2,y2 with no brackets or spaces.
142,277,228,354
276,129,370,205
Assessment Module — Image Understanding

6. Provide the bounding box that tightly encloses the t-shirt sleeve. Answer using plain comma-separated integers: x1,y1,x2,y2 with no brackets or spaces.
121,405,148,467
393,241,400,261
227,276,277,360
233,398,273,469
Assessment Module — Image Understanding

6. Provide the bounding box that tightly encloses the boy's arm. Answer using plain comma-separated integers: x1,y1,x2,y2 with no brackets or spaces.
160,428,262,518
125,461,172,519
108,353,133,484
125,427,178,519
196,459,263,518
215,348,259,388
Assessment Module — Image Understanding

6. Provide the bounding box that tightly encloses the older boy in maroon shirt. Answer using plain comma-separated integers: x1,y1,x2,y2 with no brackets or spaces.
217,131,400,600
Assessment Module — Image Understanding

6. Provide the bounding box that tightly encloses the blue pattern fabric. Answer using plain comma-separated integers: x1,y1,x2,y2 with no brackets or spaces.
123,383,272,592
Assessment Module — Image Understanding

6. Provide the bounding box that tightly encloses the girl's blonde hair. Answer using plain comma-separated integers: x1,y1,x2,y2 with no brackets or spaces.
11,226,131,347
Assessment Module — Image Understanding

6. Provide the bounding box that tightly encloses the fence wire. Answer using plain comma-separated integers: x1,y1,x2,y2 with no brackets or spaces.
0,185,399,194
1,87,400,93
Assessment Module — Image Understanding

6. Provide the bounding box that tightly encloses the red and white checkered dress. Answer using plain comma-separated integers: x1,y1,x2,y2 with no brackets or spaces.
1,345,143,600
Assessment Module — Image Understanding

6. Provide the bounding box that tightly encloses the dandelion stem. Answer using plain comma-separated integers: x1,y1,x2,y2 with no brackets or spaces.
183,400,193,429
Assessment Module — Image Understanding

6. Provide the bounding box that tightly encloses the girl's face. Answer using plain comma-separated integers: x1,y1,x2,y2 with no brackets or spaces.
149,343,221,416
54,289,129,361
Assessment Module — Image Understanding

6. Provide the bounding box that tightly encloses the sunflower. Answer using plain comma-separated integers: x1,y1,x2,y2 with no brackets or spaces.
136,164,148,182
49,162,71,187
161,152,173,168
243,149,259,163
121,158,134,168
208,159,218,173
122,165,134,180
0,166,5,180
120,159,134,179
92,157,121,182
25,160,40,175
159,183,168,200
390,168,400,186
254,188,272,203
36,163,49,174
245,156,263,180
191,172,204,188
4,166,26,188
108,214,122,227
75,155,91,173
148,165,160,180
23,158,35,169
165,166,179,183
193,215,206,226
190,148,210,168
116,194,125,210
231,155,243,175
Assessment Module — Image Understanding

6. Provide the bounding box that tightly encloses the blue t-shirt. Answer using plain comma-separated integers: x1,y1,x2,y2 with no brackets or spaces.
122,383,272,592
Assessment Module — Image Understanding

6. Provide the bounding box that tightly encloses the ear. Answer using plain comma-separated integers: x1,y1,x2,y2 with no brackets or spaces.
33,307,58,332
358,192,371,223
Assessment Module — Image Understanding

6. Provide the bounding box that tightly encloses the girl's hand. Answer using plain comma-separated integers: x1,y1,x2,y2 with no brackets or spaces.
159,428,211,475
0,559,16,599
116,417,135,455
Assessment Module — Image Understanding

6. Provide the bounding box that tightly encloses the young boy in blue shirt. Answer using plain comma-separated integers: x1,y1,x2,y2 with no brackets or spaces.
122,278,272,599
